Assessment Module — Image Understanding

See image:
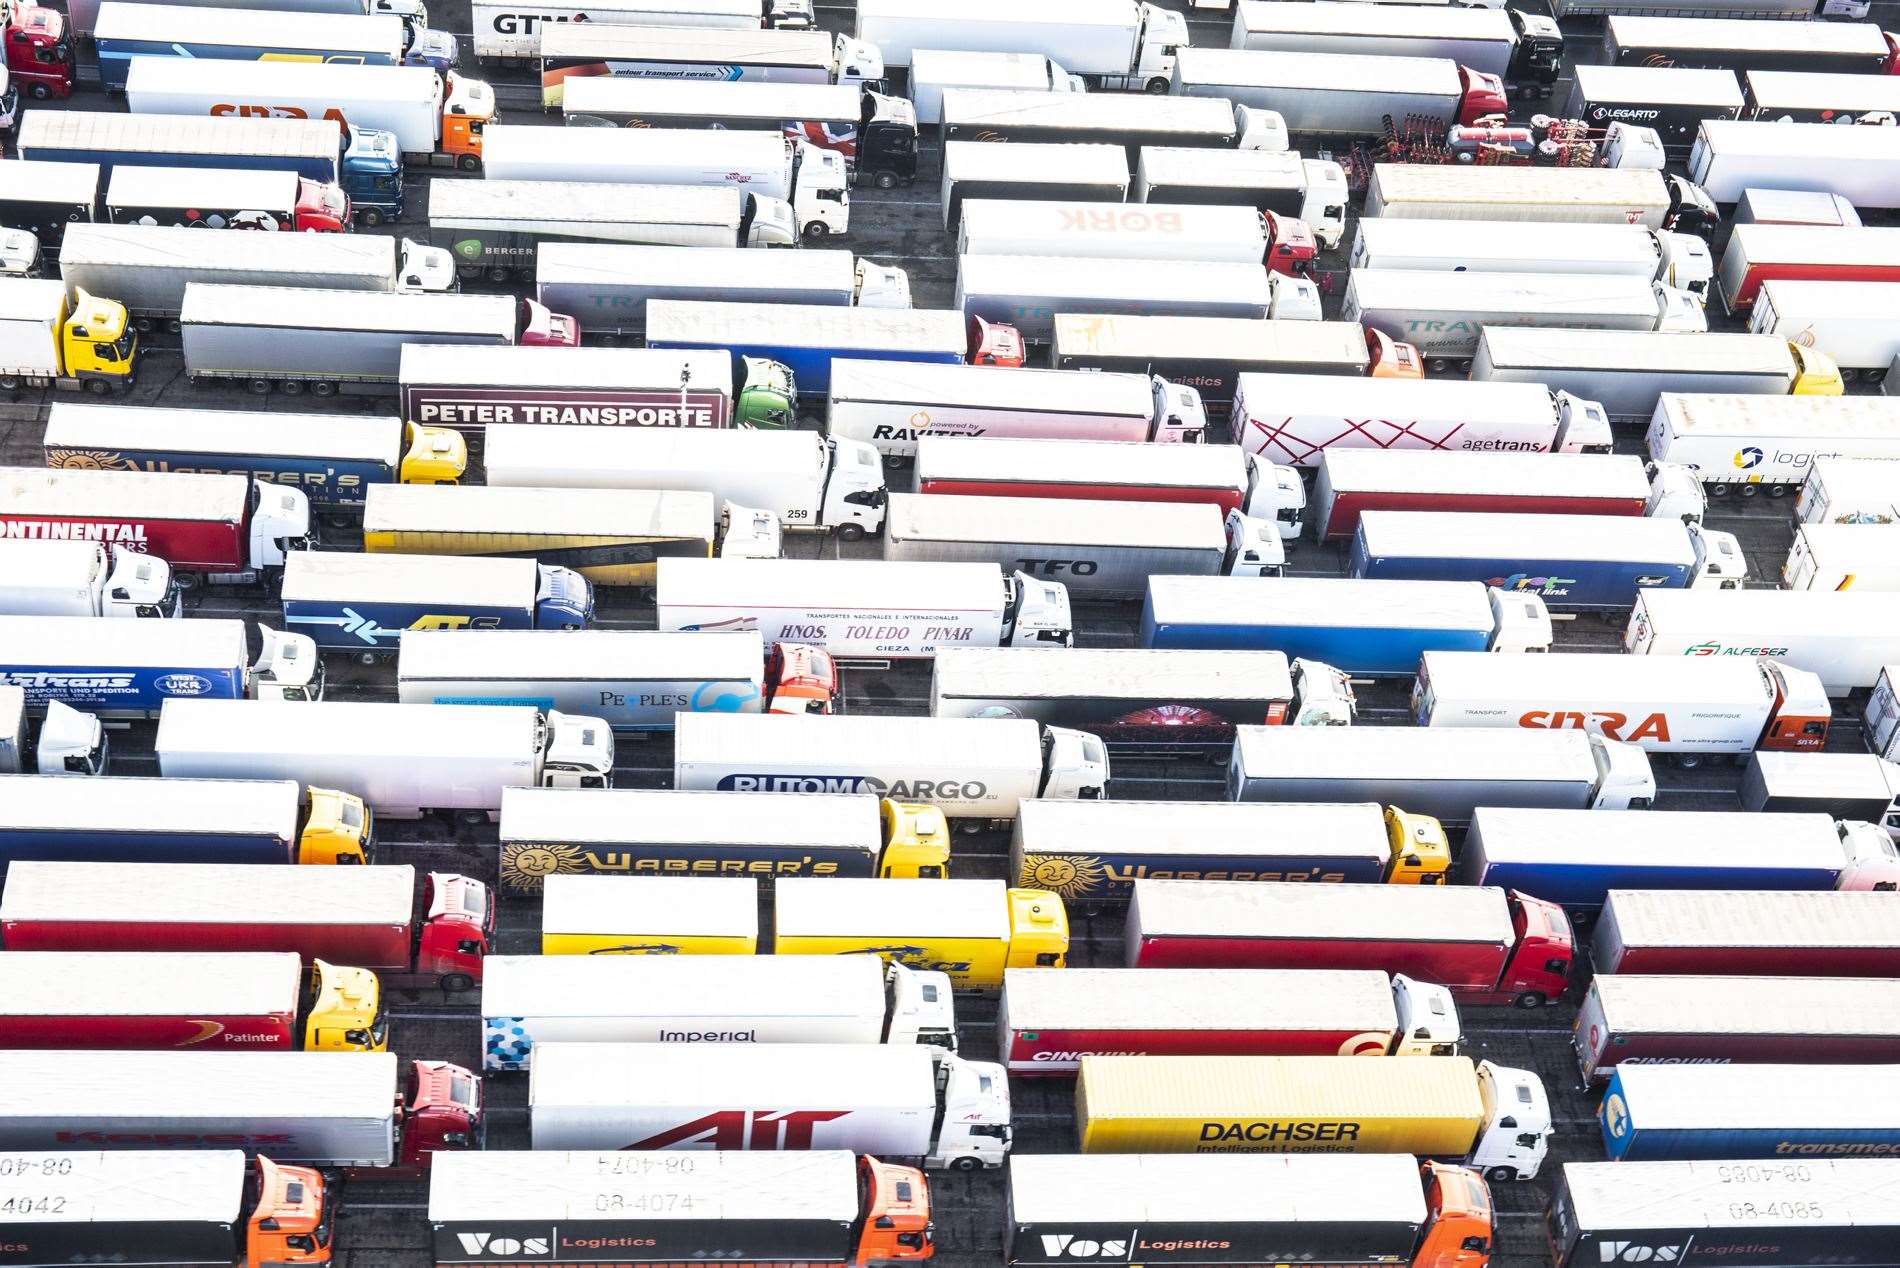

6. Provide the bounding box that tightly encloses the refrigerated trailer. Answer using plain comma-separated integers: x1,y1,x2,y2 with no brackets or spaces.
1563,65,1744,157
1801,456,1900,527
1364,163,1718,237
1169,48,1506,141
1740,751,1900,831
1783,523,1900,592
1691,120,1900,211
1608,15,1899,75
535,25,881,108
399,345,744,437
913,50,1082,127
1133,148,1349,252
1349,219,1712,298
1575,974,1900,1083
856,0,1183,86
1228,2,1561,90
646,301,979,397
956,254,1283,346
1312,450,1659,540
1721,224,1900,315
1626,588,1900,694
1012,800,1454,901
939,88,1271,157
156,698,613,818
1593,889,1900,976
1415,651,1830,757
0,774,368,866
1752,280,1900,380
1647,393,1900,495
938,142,1129,233
1123,878,1574,1008
430,179,798,268
1600,1063,1900,1162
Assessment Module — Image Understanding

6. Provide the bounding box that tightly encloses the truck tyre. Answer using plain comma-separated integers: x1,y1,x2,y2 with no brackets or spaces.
441,973,475,993
0,375,18,392
1707,484,1729,498
1766,484,1789,498
281,380,305,396
1145,78,1168,93
950,1157,982,1172
359,207,385,228
29,83,49,100
1739,484,1759,498
249,379,273,395
311,382,338,398
84,378,110,396
803,222,830,240
837,523,865,542
874,170,898,190
1486,1166,1519,1183
1512,991,1546,1009
458,155,481,172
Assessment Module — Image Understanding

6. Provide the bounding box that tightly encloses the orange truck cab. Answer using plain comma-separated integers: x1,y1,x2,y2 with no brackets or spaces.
857,1154,935,1264
1367,327,1425,379
4,4,72,100
969,317,1024,367
441,72,492,168
1419,1161,1494,1268
249,1156,333,1266
765,640,840,715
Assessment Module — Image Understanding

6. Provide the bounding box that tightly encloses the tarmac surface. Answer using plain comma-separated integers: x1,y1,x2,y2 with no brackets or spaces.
6,0,1899,1260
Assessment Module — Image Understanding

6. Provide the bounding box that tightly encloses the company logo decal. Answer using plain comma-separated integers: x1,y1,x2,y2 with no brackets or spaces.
1519,710,1669,743
715,774,989,800
1685,641,1790,658
1734,447,1764,470
1599,1241,1685,1263
628,1108,848,1150
0,522,148,544
453,1233,552,1257
1487,573,1577,597
155,673,215,696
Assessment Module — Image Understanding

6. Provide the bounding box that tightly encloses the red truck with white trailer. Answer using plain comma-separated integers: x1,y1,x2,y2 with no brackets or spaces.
1124,878,1574,1008
0,467,309,584
1593,889,1900,977
0,861,490,991
1574,973,1900,1082
999,967,1461,1074
1716,224,1900,314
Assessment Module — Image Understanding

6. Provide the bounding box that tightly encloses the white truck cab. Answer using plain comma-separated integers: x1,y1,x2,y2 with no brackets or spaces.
1001,571,1074,648
1222,510,1286,578
1288,657,1356,726
746,195,802,248
1687,523,1748,590
768,0,815,27
1588,735,1656,810
397,239,458,293
1487,587,1556,655
1244,453,1307,540
0,689,107,778
251,627,324,704
1113,1,1187,93
541,710,615,790
1601,123,1666,171
105,549,178,618
1645,461,1705,525
1391,974,1461,1056
720,502,784,560
1038,724,1111,802
885,961,958,1047
1836,819,1900,890
0,229,36,279
1656,231,1713,302
1553,391,1614,454
837,34,884,87
791,142,852,239
1654,283,1708,333
1301,159,1349,250
926,1049,1012,1170
1153,376,1209,442
854,259,912,309
1235,106,1288,153
1471,1060,1550,1182
1266,272,1323,322
232,481,312,585
822,437,890,539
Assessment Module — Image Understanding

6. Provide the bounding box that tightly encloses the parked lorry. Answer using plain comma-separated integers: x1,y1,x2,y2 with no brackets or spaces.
1752,280,1900,385
1550,1158,1900,1268
1350,218,1712,300
1230,726,1656,819
1344,272,1706,369
399,344,768,438
1142,575,1554,676
0,5,72,101
399,630,837,727
537,25,881,109
0,616,319,720
0,1050,477,1175
912,49,1083,125
529,1041,1011,1171
1868,669,1900,764
1351,511,1746,612
1627,588,1900,695
1649,393,1900,497
91,3,422,92
884,497,1285,594
1364,163,1718,238
1691,120,1900,213
1002,968,1458,1073
1124,878,1574,1009
1229,1,1560,91
0,951,381,1053
1738,187,1863,229
496,786,950,894
1783,523,1900,593
102,165,349,234
0,774,369,865
1801,456,1900,527
856,0,1183,88
1719,225,1900,316
470,0,819,62
280,551,591,656
1313,451,1681,541
539,873,762,955
0,860,489,991
1416,651,1829,758
479,953,953,1071
940,88,1279,158
0,687,105,778
1013,800,1453,901
911,436,1305,538
674,712,1110,823
1133,148,1349,252
484,424,885,538
1007,1154,1492,1268
1564,65,1743,157
0,539,174,619
1074,1053,1549,1181
59,226,455,331
1609,16,1899,75
958,200,1318,278
0,278,138,395
156,699,613,818
1595,888,1900,977
774,877,1065,991
16,110,402,227
1740,751,1900,832
958,254,1317,346
0,1151,332,1268
1231,373,1611,469
1601,1062,1900,1162
124,57,490,171
181,285,575,397
538,244,908,341
430,1151,933,1267
484,124,847,240
1473,328,1840,427
44,403,463,514
647,301,1014,398
0,160,99,245
939,141,1129,234
1576,974,1900,1083
1170,48,1506,140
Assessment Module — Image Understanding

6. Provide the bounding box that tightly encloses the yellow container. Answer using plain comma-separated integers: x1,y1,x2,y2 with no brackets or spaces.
540,874,758,955
1075,1055,1484,1156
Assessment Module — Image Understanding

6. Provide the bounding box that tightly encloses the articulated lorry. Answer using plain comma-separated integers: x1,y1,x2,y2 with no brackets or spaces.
1124,878,1574,1009
674,712,1109,824
1595,889,1900,977
1364,162,1718,238
1350,218,1711,299
1607,15,1899,75
1134,147,1349,251
0,277,139,396
1012,800,1453,901
479,953,953,1071
1648,393,1900,496
530,1041,1011,1171
497,786,950,894
538,873,763,955
1170,47,1506,140
1565,64,1744,157
281,551,591,656
1719,225,1900,315
1601,1062,1900,1163
430,1151,933,1267
0,538,175,618
940,141,1128,233
911,49,1083,126
0,616,319,720
156,699,612,818
940,88,1279,158
0,774,369,865
1752,280,1900,382
536,25,881,108
1690,119,1900,212
468,0,819,60
1075,1053,1549,1182
958,200,1318,277
1626,588,1900,694
856,0,1183,88
102,165,348,233
0,860,488,991
1229,1,1562,91
1745,67,1900,127
91,2,455,85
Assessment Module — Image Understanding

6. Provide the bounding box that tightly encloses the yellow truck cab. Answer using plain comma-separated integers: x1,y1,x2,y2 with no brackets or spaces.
302,959,386,1052
1387,806,1452,883
400,421,467,485
301,786,372,865
63,287,136,389
249,1156,334,1265
539,874,760,955
773,876,1068,991
0,282,137,393
1789,344,1844,396
881,798,950,877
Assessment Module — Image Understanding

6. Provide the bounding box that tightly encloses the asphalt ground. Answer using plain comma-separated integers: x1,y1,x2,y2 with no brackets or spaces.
6,0,1900,1261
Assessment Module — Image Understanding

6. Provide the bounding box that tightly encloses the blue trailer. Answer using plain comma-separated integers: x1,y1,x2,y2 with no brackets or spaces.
93,2,403,91
1601,1063,1900,1162
1139,575,1553,677
1350,511,1747,613
280,551,593,655
0,774,365,866
1463,807,1896,912
0,616,319,719
645,300,967,396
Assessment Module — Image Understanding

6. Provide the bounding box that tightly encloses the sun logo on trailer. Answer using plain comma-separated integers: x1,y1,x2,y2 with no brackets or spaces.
1022,855,1104,901
500,842,585,892
44,449,121,470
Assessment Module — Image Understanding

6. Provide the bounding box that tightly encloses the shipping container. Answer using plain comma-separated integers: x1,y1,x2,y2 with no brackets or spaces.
1594,888,1900,976
1600,1062,1900,1162
539,874,758,956
1648,393,1900,494
1627,587,1900,694
1313,451,1653,541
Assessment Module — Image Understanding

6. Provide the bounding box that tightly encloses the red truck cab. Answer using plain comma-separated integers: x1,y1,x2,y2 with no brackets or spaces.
969,317,1025,367
1457,67,1509,125
765,641,839,715
5,4,72,99
414,873,491,992
1503,890,1572,1009
1263,210,1317,278
394,1057,483,1173
519,297,580,347
292,178,351,233
856,1155,934,1264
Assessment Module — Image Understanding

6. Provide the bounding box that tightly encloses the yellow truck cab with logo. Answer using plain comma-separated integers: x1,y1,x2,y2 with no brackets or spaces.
773,876,1067,991
540,874,760,955
304,960,386,1052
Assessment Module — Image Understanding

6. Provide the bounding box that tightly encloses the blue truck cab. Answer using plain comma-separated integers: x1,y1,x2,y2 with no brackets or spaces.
342,126,406,225
280,551,593,657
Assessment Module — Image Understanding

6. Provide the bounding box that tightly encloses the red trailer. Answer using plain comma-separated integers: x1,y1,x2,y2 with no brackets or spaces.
0,861,491,991
1123,878,1574,1009
1593,889,1900,978
1716,224,1900,314
1574,973,1900,1083
0,467,307,581
998,967,1462,1074
1311,450,1654,541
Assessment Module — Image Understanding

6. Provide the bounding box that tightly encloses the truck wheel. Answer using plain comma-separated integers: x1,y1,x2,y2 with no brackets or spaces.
311,382,338,398
950,1157,982,1172
29,83,49,100
1707,484,1730,499
1486,1167,1519,1183
1766,484,1789,498
1145,78,1168,93
441,973,475,993
0,375,18,392
281,381,305,397
1674,753,1703,770
874,170,898,190
1512,991,1546,1009
84,378,111,396
249,379,273,395
837,523,865,542
358,651,378,667
1738,484,1760,498
458,154,481,172
803,222,830,240
359,207,385,228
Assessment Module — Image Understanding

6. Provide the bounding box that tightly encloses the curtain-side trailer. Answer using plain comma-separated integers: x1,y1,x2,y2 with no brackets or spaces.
1593,888,1900,976
1312,450,1657,540
1600,1063,1900,1162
